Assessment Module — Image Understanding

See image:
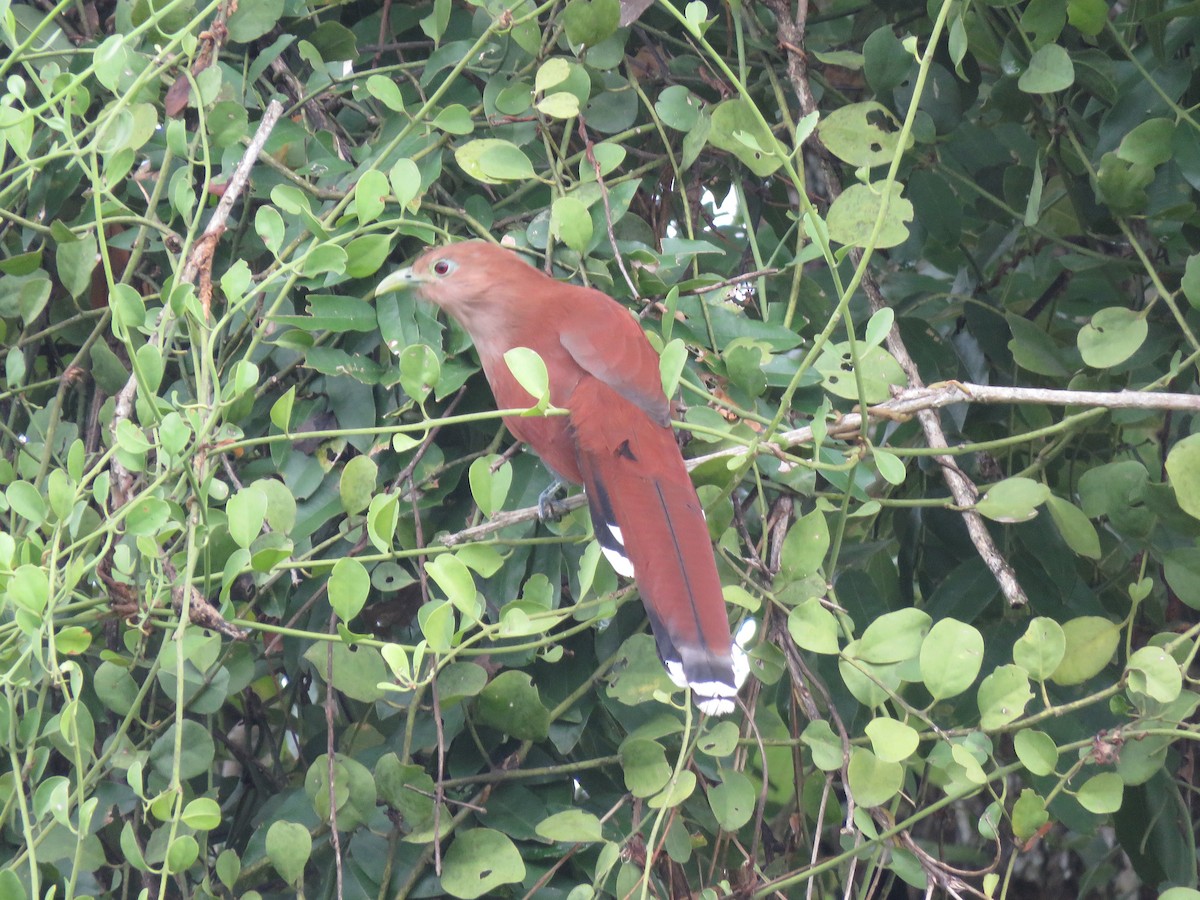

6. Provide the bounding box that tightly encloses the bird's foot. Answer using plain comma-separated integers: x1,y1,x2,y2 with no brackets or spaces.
537,479,570,522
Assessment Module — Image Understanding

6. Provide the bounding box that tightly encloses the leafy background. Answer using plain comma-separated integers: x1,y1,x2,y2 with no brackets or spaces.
1,0,1200,897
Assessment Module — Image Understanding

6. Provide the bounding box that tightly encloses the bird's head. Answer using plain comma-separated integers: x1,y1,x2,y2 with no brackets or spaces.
375,240,543,326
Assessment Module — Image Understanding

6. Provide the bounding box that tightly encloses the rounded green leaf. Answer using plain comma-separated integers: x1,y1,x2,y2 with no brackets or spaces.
1075,772,1123,814
1013,617,1066,681
227,485,267,549
503,346,550,405
1045,495,1101,559
399,343,441,405
469,455,512,516
1011,788,1049,841
857,608,931,664
620,737,671,797
865,717,919,762
847,747,903,808
976,664,1033,730
266,821,311,885
801,720,844,772
787,597,840,654
1013,729,1058,777
1166,434,1200,520
339,454,378,514
165,834,199,874
779,509,830,584
648,770,696,809
976,477,1051,523
817,101,913,168
536,809,603,843
1050,616,1120,686
474,671,550,741
425,553,477,613
181,797,221,831
1077,307,1147,369
707,769,755,830
550,196,593,252
354,169,389,225
826,182,914,249
454,139,536,185
1018,44,1075,93
814,341,906,403
1125,645,1182,703
442,829,526,899
920,618,984,699
329,557,370,622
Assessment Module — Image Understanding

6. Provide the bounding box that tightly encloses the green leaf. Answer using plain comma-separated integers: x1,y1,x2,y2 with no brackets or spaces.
1051,616,1120,686
801,720,844,772
266,821,312,885
865,717,919,762
1077,307,1147,369
227,0,283,42
474,671,550,741
7,481,46,525
329,557,370,622
707,99,782,176
648,770,696,809
857,608,931,664
1018,44,1075,93
814,341,906,403
1117,118,1175,168
847,747,903,808
1076,772,1123,814
620,737,671,797
339,455,377,514
1166,434,1200,520
1013,617,1066,680
1126,645,1182,703
1014,729,1058,776
455,139,537,185
976,664,1033,730
1012,788,1049,841
399,343,440,405
181,797,221,831
778,509,830,584
468,455,512,516
826,182,914,249
976,477,1051,523
659,338,687,399
1045,495,1101,558
354,169,389,224
537,92,581,119
919,618,984,699
389,158,422,208
536,809,603,843
503,346,550,406
227,485,267,549
366,74,405,111
425,553,477,615
432,103,474,134
303,642,389,703
707,769,755,830
787,597,840,654
550,196,592,252
345,234,392,278
817,101,913,168
562,0,619,47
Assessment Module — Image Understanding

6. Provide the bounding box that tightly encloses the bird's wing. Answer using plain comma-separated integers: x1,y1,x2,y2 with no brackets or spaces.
557,286,673,427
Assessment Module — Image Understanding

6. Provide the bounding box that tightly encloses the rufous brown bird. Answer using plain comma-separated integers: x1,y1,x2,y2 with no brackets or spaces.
376,240,750,715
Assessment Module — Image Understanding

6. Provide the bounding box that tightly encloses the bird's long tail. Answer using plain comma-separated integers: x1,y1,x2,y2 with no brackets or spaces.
571,395,748,714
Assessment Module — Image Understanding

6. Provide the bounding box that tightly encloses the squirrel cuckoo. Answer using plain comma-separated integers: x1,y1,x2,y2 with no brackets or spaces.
376,241,749,715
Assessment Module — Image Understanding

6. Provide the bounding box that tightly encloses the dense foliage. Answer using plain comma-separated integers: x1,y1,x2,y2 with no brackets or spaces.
2,0,1200,896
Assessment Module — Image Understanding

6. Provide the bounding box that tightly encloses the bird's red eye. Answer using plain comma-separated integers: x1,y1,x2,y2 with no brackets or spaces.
433,259,452,276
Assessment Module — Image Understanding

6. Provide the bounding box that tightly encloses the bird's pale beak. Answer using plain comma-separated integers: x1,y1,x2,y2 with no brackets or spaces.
374,266,428,296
